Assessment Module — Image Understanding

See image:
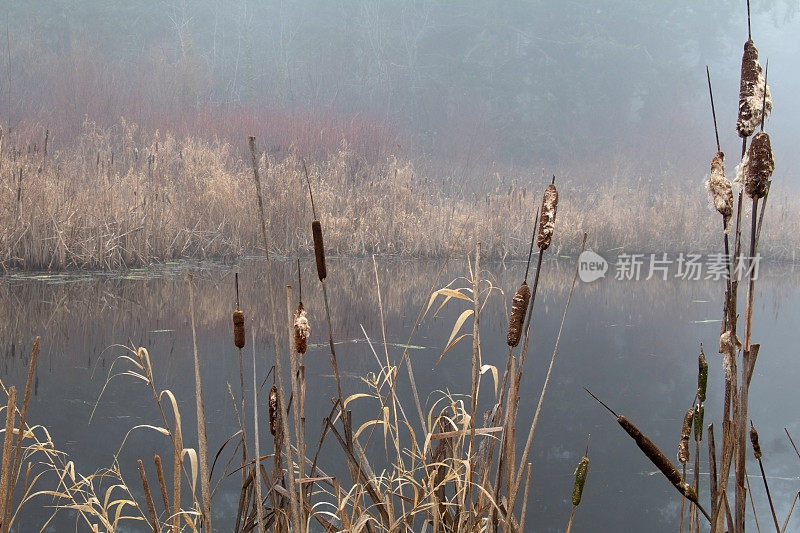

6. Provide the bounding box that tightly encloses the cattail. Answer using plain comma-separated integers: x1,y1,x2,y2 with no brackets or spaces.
740,131,774,199
678,407,694,464
693,404,704,443
620,415,698,502
697,347,708,403
537,182,558,250
294,303,310,354
586,389,706,515
750,423,762,459
268,385,279,436
571,455,590,506
312,220,327,281
506,282,531,347
736,40,771,138
707,151,733,231
233,309,245,349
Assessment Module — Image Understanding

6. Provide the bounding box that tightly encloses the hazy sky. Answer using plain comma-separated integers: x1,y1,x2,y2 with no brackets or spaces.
2,1,798,184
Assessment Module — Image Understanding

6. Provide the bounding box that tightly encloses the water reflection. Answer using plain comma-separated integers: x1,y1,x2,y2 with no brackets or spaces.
1,257,799,531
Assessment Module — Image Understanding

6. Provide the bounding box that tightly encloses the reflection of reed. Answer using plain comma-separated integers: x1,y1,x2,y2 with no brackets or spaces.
3,257,799,375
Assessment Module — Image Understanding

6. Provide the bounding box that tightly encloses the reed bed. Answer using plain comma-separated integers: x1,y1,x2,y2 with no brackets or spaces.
3,119,800,272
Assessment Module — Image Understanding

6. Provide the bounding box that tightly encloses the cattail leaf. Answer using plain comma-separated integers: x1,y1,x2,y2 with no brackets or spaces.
343,393,376,407
181,447,199,493
445,309,474,350
480,364,499,397
424,288,472,318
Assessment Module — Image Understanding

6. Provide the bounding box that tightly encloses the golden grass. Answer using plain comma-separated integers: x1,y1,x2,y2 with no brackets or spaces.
3,119,799,271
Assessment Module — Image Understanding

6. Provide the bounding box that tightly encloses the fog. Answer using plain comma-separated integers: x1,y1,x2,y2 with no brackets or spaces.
2,0,798,182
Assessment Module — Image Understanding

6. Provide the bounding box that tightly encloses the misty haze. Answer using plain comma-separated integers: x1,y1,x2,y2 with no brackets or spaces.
0,1,798,532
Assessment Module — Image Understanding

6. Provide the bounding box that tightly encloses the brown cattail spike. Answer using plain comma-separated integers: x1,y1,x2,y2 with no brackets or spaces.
312,220,327,281
268,385,279,436
707,152,733,232
506,281,531,347
537,181,558,250
233,310,246,349
737,40,771,138
294,303,310,354
618,415,699,504
697,347,709,403
750,422,762,459
678,407,694,464
741,131,774,200
571,455,590,506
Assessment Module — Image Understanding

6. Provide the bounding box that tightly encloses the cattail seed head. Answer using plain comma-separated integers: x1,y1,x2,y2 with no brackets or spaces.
697,347,709,403
233,309,245,349
742,131,775,199
678,407,694,464
268,385,279,436
312,220,327,281
737,40,772,138
707,151,733,232
618,415,695,501
506,282,531,347
537,183,558,250
294,303,310,354
571,455,590,506
750,423,762,459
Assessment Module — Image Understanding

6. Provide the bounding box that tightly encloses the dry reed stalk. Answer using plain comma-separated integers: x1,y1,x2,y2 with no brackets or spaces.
154,455,170,524
736,40,771,138
271,333,302,533
2,337,38,533
467,242,482,504
586,389,710,522
0,387,17,531
518,462,533,533
187,275,212,532
233,275,249,487
250,330,266,533
286,285,307,523
137,459,161,533
708,425,718,523
507,233,587,523
750,421,780,532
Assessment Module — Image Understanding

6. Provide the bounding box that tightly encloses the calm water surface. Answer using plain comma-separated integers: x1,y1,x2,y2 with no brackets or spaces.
1,257,799,532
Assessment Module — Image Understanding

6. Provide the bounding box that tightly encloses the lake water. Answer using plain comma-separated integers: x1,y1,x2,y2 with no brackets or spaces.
1,256,799,532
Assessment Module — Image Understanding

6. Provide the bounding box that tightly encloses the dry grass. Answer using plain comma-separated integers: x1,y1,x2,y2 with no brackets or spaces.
3,119,799,271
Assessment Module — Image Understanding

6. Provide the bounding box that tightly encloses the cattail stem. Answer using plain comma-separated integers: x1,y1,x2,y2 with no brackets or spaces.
508,234,587,518
751,421,781,532
250,329,266,533
188,276,212,532
707,66,721,152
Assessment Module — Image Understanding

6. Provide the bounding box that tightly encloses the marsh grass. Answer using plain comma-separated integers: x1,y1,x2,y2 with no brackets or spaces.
2,119,800,272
